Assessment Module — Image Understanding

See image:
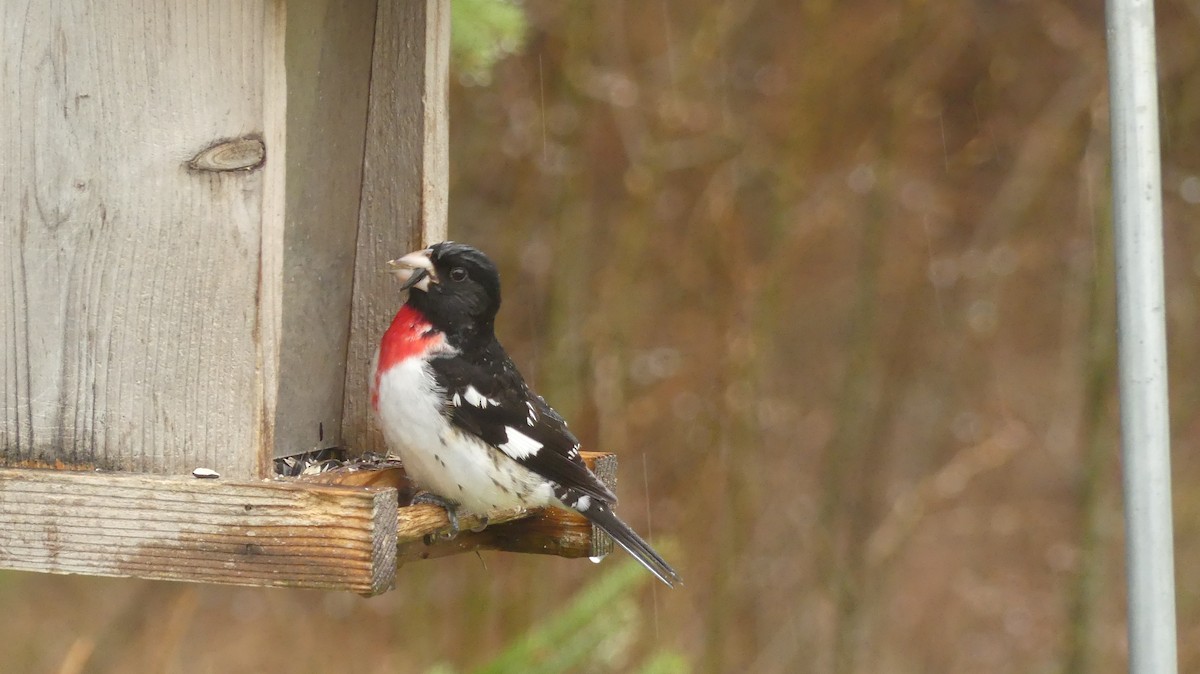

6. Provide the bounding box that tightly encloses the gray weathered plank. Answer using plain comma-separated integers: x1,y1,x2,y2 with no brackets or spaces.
1,0,390,476
266,0,378,460
341,0,450,455
0,469,398,595
0,0,269,476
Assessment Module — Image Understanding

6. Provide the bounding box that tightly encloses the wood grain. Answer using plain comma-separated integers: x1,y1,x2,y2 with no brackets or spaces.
0,1,393,476
0,468,398,595
341,0,450,456
0,453,616,592
188,138,267,172
395,506,601,563
264,0,378,462
0,1,269,476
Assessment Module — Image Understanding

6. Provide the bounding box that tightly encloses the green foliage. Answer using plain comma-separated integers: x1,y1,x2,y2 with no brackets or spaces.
451,0,528,85
429,556,688,674
636,651,690,674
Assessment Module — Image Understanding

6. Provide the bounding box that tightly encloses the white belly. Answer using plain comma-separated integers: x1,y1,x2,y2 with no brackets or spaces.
374,356,554,514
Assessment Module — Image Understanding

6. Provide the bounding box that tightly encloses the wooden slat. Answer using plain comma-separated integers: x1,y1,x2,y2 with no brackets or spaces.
395,506,600,563
0,452,615,591
0,469,398,595
263,0,379,463
0,0,269,476
341,0,450,456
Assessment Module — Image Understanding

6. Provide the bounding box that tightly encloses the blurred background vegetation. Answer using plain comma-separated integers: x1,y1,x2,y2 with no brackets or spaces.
4,1,1200,672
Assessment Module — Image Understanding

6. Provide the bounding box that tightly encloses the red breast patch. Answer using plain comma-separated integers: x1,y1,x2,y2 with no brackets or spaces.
372,305,443,411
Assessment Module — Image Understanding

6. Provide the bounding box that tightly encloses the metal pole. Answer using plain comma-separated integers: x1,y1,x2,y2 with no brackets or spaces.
1106,0,1178,671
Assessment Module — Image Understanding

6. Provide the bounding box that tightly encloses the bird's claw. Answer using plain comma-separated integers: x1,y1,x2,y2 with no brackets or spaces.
440,507,460,540
412,491,460,543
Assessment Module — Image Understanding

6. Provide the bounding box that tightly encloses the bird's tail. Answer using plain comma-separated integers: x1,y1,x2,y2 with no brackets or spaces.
577,499,682,588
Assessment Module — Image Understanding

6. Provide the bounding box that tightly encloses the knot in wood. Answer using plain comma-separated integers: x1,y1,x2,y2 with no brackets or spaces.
188,137,266,172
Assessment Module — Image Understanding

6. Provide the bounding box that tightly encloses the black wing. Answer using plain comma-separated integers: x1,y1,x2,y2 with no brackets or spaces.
428,348,618,505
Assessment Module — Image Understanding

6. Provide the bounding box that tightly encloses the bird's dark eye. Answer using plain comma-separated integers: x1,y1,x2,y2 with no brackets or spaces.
450,267,468,282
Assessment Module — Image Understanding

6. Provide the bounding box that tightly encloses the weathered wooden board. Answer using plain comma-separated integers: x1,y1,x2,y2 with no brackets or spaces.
341,0,450,456
395,505,604,563
0,454,615,593
0,469,398,595
0,1,269,476
0,0,392,477
265,0,378,460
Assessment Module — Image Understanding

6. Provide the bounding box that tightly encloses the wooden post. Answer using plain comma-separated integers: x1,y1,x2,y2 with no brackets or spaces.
265,0,379,463
341,0,451,456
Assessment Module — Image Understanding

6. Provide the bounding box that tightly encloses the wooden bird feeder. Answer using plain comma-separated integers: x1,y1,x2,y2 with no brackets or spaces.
0,0,611,595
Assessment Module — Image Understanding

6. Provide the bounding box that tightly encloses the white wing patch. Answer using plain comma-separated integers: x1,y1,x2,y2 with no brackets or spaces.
525,401,538,426
451,392,462,407
463,385,499,409
499,426,543,459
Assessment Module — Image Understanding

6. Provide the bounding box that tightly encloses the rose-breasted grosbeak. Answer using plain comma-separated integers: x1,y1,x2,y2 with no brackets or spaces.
372,241,680,587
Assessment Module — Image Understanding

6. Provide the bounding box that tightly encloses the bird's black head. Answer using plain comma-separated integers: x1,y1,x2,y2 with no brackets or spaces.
389,241,502,342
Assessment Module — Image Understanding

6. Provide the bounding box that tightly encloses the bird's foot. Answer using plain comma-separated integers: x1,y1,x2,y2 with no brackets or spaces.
412,491,461,543
469,514,489,533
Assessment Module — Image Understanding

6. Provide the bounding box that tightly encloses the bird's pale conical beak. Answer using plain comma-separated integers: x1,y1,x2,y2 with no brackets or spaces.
387,249,436,292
